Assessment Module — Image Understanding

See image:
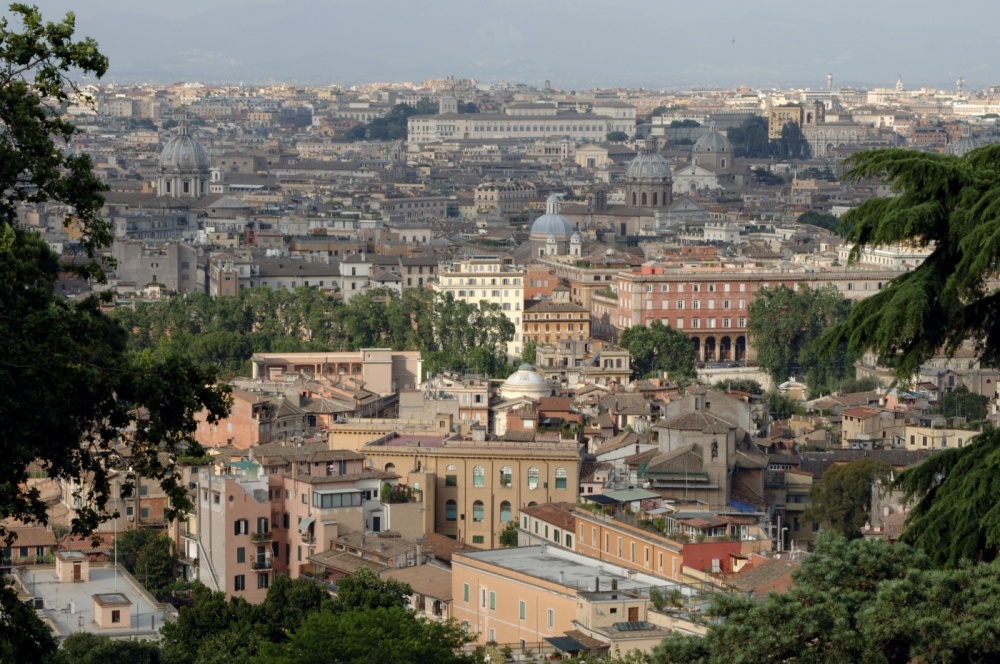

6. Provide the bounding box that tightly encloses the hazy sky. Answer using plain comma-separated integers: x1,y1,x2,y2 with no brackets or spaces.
31,0,1000,89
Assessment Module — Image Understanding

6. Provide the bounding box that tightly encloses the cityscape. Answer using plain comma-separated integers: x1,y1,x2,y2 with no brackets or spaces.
4,2,1000,663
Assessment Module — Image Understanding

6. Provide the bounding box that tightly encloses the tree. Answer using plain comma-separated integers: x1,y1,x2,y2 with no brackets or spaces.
521,340,537,366
763,389,802,421
333,568,412,611
748,284,855,396
651,533,932,664
0,7,229,658
796,210,842,233
815,146,1000,565
55,633,161,664
619,321,697,382
607,131,628,142
253,606,475,664
159,584,264,664
713,378,763,395
457,101,478,113
727,116,770,158
805,458,892,538
499,520,519,547
775,121,811,159
933,384,988,422
669,119,700,128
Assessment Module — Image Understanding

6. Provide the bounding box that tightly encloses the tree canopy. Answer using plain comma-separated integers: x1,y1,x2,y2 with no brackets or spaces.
652,533,1000,663
816,146,1000,565
931,384,988,422
619,321,697,382
747,284,855,396
796,210,842,233
805,458,892,538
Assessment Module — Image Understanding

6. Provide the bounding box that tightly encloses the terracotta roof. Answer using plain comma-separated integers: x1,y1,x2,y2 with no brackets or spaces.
656,409,736,433
420,532,477,564
726,558,798,594
9,527,57,548
380,565,453,601
520,502,576,531
308,550,387,574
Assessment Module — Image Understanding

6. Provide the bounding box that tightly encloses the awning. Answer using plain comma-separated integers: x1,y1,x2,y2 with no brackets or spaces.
298,517,315,532
582,494,619,505
545,636,588,653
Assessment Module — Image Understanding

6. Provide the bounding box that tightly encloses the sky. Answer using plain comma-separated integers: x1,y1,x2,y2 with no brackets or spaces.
30,0,1000,90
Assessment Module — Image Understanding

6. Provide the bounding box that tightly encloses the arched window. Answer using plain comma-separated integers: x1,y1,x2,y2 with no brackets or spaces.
445,499,457,522
527,467,540,490
641,192,648,206
499,466,512,488
473,465,485,487
473,500,485,522
446,464,457,471
652,192,658,206
500,501,512,523
555,467,568,490
385,463,395,473
632,192,636,206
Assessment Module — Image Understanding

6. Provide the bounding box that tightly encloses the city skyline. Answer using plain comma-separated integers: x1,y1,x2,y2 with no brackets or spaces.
36,0,1000,89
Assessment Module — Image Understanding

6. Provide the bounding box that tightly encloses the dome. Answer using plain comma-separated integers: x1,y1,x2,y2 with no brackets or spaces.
159,127,209,173
693,123,732,154
626,150,672,180
501,364,552,400
530,194,574,237
949,125,981,157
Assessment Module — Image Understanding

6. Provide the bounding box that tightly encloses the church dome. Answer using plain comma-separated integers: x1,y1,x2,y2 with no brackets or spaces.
626,150,672,180
159,126,209,173
693,123,732,154
949,125,981,157
500,364,552,400
530,194,574,237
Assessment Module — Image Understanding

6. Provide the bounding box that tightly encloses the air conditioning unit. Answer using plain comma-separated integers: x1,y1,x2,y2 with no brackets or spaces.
407,560,415,567
127,516,134,522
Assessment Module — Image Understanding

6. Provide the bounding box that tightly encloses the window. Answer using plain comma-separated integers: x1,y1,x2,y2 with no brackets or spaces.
472,535,484,544
500,466,512,487
234,519,248,535
519,600,526,620
489,591,496,611
473,465,485,487
527,467,539,490
463,583,470,603
566,534,573,548
473,500,485,522
257,517,269,533
445,474,457,487
312,492,362,508
446,500,457,522
111,610,121,623
140,507,150,520
500,501,512,522
547,608,554,629
555,467,567,490
234,575,245,591
237,547,245,563
481,588,487,608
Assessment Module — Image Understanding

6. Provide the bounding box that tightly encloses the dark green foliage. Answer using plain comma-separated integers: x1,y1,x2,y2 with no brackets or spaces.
796,210,842,233
159,583,265,663
499,520,519,547
0,578,58,662
835,375,881,394
749,167,785,185
113,288,515,380
748,284,855,396
652,534,932,664
669,119,700,128
607,130,628,141
55,634,161,664
252,606,474,664
805,458,892,538
774,121,811,159
764,390,803,421
262,573,328,637
114,529,176,596
457,101,478,113
521,340,537,366
713,378,764,395
932,384,988,422
332,567,411,611
619,321,697,382
346,102,430,141
727,116,770,158
797,165,837,181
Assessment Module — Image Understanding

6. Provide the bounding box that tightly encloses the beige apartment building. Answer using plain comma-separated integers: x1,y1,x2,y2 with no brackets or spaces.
249,349,422,395
451,545,672,649
432,257,525,358
333,425,582,549
407,111,634,145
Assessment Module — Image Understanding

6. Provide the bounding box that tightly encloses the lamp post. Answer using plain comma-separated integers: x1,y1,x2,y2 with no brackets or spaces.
780,527,789,553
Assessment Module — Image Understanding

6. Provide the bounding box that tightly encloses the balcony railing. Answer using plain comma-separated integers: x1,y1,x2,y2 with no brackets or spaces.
251,558,273,570
251,530,273,543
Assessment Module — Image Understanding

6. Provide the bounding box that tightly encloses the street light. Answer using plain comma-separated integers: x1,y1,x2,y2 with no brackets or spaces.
780,527,789,553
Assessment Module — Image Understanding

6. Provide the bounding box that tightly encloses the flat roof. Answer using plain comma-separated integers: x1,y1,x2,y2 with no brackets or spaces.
93,592,131,606
21,565,173,637
454,545,688,595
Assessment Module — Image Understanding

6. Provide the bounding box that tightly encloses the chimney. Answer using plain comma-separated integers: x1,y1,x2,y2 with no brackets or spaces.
559,570,565,585
611,579,618,591
595,577,600,592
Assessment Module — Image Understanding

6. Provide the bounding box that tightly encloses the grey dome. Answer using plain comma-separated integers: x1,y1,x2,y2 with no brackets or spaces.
160,129,209,172
949,126,981,157
530,194,574,237
694,124,732,154
626,150,672,180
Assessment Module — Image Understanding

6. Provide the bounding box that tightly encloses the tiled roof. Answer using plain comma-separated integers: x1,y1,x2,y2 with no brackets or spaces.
520,502,577,530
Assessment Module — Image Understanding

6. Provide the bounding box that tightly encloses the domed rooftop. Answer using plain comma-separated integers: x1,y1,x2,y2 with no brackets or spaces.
949,125,981,157
159,123,209,173
693,123,732,154
530,194,574,237
626,149,672,180
501,363,552,400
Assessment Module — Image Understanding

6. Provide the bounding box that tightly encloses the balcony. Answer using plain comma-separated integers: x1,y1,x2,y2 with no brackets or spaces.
301,533,316,546
251,557,273,570
178,551,199,566
251,530,273,543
